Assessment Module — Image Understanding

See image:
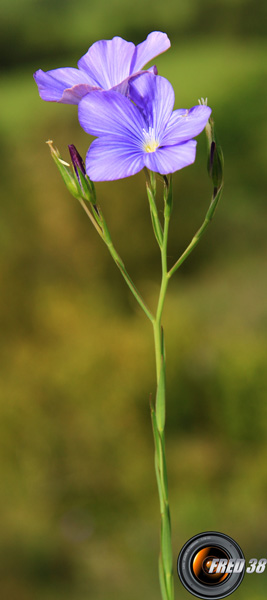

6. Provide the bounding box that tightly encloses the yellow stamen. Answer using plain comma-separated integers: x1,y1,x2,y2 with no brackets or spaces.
142,127,159,153
144,140,160,153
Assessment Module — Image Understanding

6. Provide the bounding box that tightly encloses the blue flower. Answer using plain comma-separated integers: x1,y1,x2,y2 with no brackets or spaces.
33,32,170,104
78,73,212,181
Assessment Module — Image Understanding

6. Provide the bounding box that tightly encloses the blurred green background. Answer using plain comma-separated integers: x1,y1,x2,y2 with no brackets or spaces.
0,1,266,599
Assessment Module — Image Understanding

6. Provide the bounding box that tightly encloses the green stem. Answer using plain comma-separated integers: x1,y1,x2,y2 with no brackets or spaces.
78,197,155,324
150,179,223,600
168,184,223,279
145,169,163,249
78,170,222,600
106,240,154,323
78,197,104,238
151,176,174,600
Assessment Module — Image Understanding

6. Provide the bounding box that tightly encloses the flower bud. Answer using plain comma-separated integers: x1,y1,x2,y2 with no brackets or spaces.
46,140,80,199
68,144,86,177
68,144,96,204
205,116,224,191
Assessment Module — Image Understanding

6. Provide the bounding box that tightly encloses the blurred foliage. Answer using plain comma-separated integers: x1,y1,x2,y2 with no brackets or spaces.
1,0,267,69
0,1,267,599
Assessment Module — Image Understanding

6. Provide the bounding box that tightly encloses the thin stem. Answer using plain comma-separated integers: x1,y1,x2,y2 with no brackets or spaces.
78,197,104,238
153,217,169,381
106,240,155,323
150,181,223,600
78,196,155,323
168,185,223,279
78,169,222,600
157,211,170,322
151,176,174,600
144,168,163,249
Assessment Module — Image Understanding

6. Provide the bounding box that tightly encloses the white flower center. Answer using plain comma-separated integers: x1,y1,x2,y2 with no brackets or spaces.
142,127,159,153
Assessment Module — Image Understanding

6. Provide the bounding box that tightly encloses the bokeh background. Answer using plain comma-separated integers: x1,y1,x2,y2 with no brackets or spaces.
0,1,266,599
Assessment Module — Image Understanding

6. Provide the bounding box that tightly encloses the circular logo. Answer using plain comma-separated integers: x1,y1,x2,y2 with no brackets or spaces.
177,531,245,599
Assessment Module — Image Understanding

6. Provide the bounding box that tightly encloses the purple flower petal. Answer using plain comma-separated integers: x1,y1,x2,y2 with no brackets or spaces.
129,73,175,135
144,141,197,174
33,68,98,104
161,105,212,145
130,31,170,73
78,37,136,89
86,136,145,181
112,65,158,95
34,32,170,104
78,89,146,140
68,144,86,177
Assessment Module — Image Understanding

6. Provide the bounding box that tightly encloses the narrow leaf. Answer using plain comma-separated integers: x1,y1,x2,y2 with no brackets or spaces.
156,356,166,433
150,402,161,464
159,553,169,600
161,508,173,576
150,208,163,248
146,185,163,247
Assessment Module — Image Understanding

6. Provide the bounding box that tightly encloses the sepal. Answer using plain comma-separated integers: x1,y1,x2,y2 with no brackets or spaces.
68,144,96,204
46,140,80,199
205,116,224,190
163,175,173,219
46,141,96,204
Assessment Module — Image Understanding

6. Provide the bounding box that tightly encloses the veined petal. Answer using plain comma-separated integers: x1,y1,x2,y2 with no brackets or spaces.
33,68,97,104
34,33,170,105
129,73,175,136
78,37,135,89
144,141,197,174
78,90,146,141
161,105,212,145
86,136,145,181
130,31,170,73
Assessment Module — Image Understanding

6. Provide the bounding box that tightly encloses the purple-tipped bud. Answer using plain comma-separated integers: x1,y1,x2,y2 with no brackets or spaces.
205,117,224,191
68,144,96,203
68,144,86,179
198,99,223,192
46,140,80,199
209,140,216,177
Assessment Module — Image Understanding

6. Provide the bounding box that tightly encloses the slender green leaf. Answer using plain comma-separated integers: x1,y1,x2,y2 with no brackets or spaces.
161,509,173,577
159,434,169,502
146,184,163,247
76,166,96,204
150,403,161,466
159,553,169,600
154,452,165,514
166,569,174,600
156,357,166,433
150,208,164,248
151,403,165,512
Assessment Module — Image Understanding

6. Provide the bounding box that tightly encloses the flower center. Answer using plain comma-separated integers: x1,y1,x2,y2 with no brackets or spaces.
142,127,159,153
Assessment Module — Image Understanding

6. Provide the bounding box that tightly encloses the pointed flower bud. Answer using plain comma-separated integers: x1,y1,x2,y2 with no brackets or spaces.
68,144,96,204
199,99,224,191
206,119,224,191
46,141,96,204
68,144,86,177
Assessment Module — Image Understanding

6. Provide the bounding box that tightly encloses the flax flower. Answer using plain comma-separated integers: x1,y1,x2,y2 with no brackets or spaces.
78,73,212,180
33,32,170,104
